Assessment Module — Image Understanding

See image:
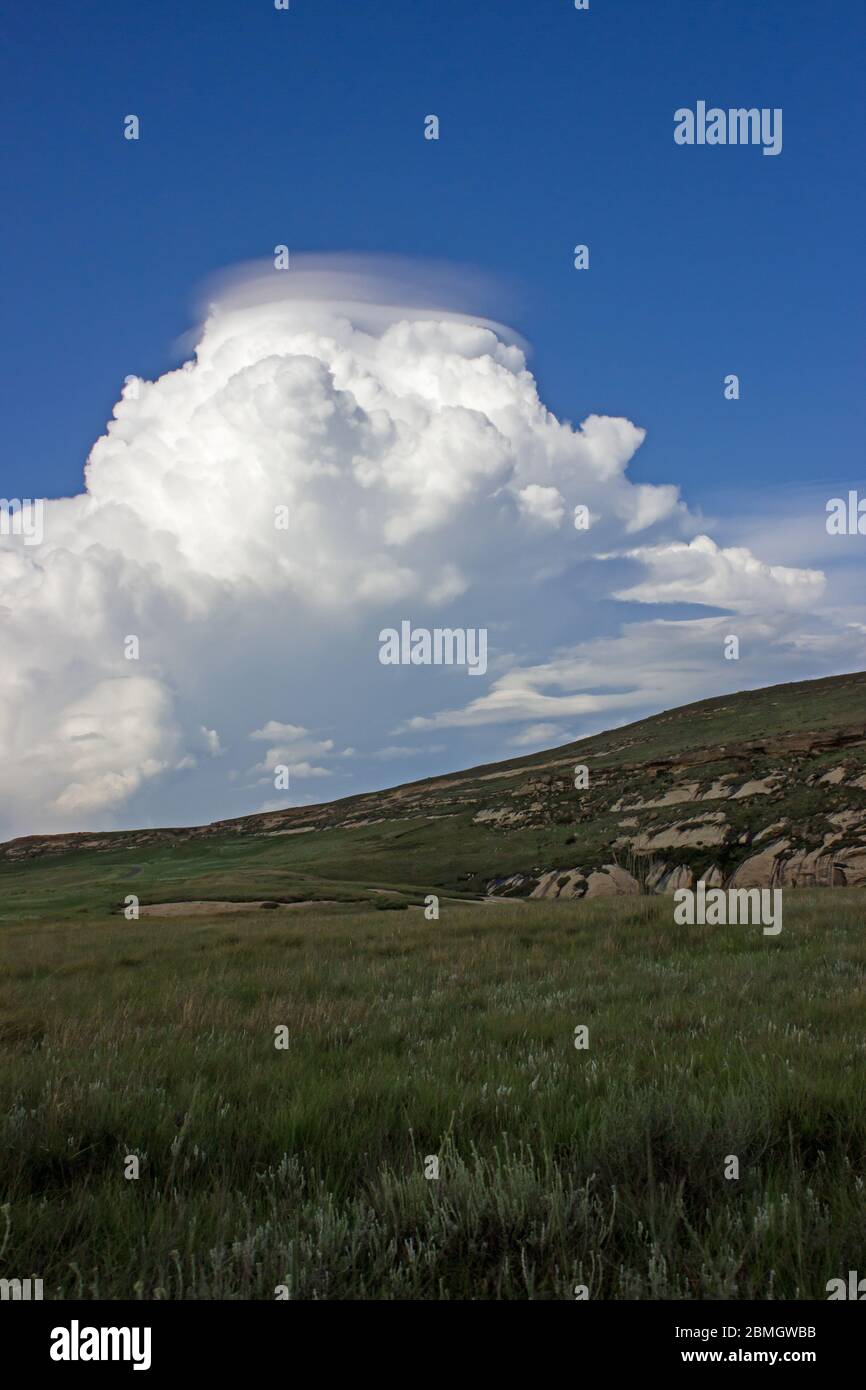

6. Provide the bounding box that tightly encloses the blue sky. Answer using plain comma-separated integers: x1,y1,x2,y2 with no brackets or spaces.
3,0,862,505
0,0,863,837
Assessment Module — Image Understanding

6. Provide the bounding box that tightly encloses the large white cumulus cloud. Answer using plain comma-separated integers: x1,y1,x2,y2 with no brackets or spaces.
0,260,838,838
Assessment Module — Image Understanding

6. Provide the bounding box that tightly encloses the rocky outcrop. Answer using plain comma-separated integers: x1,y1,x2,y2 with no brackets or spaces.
586,866,641,897
727,843,866,889
702,777,736,800
530,869,587,900
646,862,694,893
777,851,844,888
486,873,537,898
726,840,791,888
835,848,866,886
633,813,728,853
487,842,866,900
818,766,847,785
620,783,700,810
525,865,641,900
477,694,866,904
753,820,789,843
732,775,782,798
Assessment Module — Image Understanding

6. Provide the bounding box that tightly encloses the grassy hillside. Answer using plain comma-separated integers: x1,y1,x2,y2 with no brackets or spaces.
1,670,864,919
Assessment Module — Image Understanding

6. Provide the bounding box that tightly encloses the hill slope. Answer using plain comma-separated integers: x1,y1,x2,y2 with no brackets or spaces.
1,671,865,918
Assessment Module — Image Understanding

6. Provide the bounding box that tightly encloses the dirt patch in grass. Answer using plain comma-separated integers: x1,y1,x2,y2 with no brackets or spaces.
138,899,343,916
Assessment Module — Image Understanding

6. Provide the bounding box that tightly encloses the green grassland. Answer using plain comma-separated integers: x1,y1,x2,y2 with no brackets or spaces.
1,891,865,1299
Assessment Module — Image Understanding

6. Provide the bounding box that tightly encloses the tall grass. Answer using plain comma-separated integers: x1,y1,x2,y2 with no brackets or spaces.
1,892,864,1298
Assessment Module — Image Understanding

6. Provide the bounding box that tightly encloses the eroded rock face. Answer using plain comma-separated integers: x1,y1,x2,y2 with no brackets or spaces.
726,840,791,888
586,865,641,897
525,864,641,899
530,869,588,900
753,820,789,843
633,814,728,853
732,775,782,799
836,848,866,886
827,809,866,833
473,807,519,825
653,864,694,893
486,873,536,897
776,850,844,888
702,778,736,801
817,765,846,784
487,839,866,902
621,783,700,811
645,862,669,892
694,842,864,891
